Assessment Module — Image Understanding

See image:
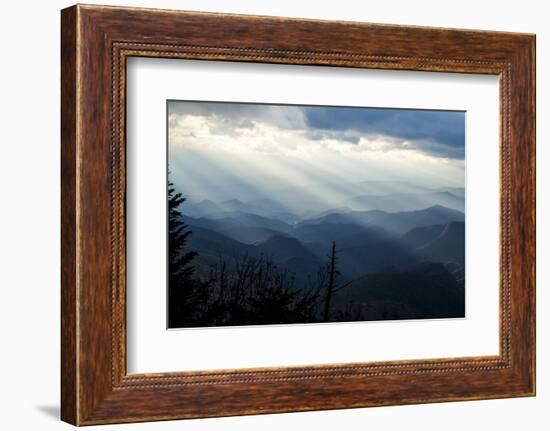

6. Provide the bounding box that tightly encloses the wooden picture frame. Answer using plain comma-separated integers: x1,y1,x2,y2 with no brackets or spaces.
61,4,535,425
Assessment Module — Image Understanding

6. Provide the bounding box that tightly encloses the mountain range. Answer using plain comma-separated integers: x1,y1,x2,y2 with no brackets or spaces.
183,204,465,286
183,182,465,222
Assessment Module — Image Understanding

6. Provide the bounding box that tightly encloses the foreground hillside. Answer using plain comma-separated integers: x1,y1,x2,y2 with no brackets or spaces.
334,263,465,321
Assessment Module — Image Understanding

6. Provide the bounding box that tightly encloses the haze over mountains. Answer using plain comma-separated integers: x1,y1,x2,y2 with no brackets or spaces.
183,181,465,224
179,181,466,321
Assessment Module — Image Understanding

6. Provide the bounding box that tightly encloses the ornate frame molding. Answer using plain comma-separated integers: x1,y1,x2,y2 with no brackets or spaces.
61,5,535,425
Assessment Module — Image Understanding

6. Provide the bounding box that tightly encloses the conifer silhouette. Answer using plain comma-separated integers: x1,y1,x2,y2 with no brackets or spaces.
167,180,210,327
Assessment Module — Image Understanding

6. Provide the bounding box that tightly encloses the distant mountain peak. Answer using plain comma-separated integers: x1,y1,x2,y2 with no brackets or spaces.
423,205,464,216
221,198,244,205
256,234,300,247
427,204,452,211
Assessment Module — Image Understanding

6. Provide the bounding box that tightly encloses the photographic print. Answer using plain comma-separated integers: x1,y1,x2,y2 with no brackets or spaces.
167,101,465,329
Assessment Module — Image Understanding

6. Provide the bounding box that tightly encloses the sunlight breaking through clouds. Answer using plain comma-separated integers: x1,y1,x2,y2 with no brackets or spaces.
168,101,465,206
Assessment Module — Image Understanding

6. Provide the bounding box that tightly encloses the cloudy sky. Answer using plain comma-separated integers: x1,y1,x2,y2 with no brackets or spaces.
168,101,465,203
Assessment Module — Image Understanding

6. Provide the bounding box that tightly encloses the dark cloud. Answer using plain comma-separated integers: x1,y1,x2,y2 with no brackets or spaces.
302,106,465,159
169,101,465,159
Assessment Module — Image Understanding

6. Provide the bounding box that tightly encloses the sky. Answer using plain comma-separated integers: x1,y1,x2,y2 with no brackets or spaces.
168,101,465,204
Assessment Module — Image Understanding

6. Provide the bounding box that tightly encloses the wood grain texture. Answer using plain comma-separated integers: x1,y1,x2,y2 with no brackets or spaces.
60,4,536,425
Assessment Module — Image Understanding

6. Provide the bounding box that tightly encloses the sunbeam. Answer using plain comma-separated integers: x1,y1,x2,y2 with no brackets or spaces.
168,101,464,217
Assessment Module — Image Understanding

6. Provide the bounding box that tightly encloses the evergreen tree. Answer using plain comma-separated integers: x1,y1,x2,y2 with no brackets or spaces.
168,181,197,283
167,180,210,327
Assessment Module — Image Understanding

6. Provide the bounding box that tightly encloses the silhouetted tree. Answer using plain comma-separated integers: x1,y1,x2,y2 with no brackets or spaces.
168,182,196,281
321,241,352,322
203,254,322,326
167,180,211,327
322,241,338,321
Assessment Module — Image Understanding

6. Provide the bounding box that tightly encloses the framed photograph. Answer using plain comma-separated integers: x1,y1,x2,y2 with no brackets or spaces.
164,100,467,329
61,4,536,425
